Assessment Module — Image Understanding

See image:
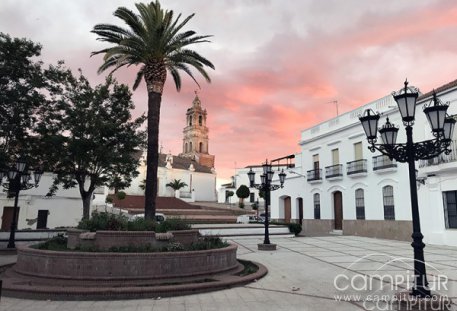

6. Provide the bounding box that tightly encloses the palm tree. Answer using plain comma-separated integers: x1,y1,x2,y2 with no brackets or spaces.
91,1,214,220
166,179,188,195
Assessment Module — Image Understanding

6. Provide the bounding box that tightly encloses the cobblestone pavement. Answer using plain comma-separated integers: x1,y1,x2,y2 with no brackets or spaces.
1,236,457,310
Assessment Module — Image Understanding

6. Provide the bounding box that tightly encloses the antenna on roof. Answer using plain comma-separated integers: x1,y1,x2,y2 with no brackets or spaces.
327,100,339,116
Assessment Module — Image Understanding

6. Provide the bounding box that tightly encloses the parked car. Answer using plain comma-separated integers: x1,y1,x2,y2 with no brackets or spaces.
236,214,262,224
130,213,166,223
259,212,271,223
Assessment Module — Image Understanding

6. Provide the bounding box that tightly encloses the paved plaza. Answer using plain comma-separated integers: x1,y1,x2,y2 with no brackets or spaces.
1,235,457,310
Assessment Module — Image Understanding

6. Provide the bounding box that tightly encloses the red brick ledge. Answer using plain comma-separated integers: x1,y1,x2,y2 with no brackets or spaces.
1,260,268,301
14,243,238,281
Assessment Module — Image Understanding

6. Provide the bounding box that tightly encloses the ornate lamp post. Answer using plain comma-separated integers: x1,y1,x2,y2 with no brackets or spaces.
359,81,455,298
1,158,43,249
247,160,286,250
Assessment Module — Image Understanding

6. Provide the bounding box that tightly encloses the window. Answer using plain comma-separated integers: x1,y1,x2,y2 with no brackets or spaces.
250,193,255,203
382,186,395,220
355,189,365,220
185,143,188,153
313,193,320,219
354,142,363,160
199,115,203,126
199,142,203,152
189,116,192,126
443,191,457,229
332,148,339,165
189,142,193,151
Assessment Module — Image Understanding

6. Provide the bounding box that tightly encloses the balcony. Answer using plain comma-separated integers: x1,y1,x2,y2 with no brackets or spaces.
419,140,457,168
307,169,322,183
325,164,343,180
373,155,397,172
347,159,367,176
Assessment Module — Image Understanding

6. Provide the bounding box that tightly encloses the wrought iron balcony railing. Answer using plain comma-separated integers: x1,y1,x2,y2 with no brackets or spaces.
373,155,397,171
325,164,343,178
347,159,367,175
307,169,322,181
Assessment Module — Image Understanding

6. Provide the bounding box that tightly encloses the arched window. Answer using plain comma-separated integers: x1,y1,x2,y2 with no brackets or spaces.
185,143,188,153
199,142,203,152
199,115,202,126
383,186,395,220
189,116,192,126
189,142,193,151
355,189,365,220
313,193,320,219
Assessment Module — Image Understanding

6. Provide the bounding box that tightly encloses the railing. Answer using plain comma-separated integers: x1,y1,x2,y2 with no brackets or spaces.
307,169,322,181
419,140,457,168
373,155,397,171
347,159,367,175
325,164,343,178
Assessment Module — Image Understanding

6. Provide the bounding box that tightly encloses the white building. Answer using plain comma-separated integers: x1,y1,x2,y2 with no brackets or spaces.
270,79,457,246
124,93,217,202
0,173,105,230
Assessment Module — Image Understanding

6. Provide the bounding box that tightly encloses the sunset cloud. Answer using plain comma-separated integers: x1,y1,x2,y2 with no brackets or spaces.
2,0,457,180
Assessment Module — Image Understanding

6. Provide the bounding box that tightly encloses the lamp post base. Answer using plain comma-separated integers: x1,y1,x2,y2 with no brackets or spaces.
394,291,451,310
257,243,276,251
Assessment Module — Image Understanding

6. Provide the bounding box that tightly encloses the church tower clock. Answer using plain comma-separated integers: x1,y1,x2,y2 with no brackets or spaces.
179,92,215,168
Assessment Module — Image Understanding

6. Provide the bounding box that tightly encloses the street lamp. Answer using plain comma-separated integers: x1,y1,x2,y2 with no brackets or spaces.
247,160,286,249
1,158,43,248
360,80,455,298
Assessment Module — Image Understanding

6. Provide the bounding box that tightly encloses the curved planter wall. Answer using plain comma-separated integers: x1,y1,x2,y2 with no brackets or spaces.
14,243,238,280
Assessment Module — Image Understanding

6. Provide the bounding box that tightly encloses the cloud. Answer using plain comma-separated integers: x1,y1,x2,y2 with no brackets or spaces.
2,0,457,180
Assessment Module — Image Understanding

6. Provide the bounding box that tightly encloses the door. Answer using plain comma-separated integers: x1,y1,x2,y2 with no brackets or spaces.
284,197,291,223
37,210,49,229
298,198,303,224
1,206,19,231
333,191,343,230
332,148,339,165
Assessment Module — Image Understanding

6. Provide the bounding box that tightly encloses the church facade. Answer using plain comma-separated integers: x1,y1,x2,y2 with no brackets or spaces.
124,94,217,202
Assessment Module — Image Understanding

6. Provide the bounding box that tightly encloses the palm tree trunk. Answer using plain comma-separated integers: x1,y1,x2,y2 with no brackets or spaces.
144,90,161,220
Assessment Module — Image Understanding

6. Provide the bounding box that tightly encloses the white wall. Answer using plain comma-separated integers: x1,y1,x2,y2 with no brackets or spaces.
271,84,457,246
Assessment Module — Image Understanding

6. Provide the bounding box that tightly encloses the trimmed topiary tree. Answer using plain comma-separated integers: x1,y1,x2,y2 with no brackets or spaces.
236,185,250,206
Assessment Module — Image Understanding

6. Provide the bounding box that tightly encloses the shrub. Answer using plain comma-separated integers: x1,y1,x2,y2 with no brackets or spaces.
189,237,228,251
239,202,245,209
288,223,302,236
77,211,128,231
35,234,68,251
105,196,113,203
236,185,250,201
165,242,185,251
251,203,258,210
116,191,126,200
127,217,156,231
156,217,191,233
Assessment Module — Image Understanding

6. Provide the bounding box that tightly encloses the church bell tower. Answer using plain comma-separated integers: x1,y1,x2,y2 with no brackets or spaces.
179,92,215,168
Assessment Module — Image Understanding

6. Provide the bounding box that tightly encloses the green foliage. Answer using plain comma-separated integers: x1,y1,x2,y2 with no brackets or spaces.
105,196,113,203
0,33,57,171
116,191,126,200
287,223,302,236
37,70,146,219
127,217,156,231
77,211,128,231
189,237,228,251
237,259,259,276
238,202,245,209
155,217,191,233
251,203,258,210
166,179,188,191
226,190,234,198
236,185,250,199
35,234,68,251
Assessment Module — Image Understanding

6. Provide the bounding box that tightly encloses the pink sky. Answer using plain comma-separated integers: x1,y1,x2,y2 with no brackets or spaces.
2,0,457,182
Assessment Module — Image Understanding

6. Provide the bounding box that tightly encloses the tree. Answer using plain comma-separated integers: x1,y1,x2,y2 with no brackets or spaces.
91,1,214,220
0,33,48,171
166,179,188,195
38,70,146,219
236,185,250,205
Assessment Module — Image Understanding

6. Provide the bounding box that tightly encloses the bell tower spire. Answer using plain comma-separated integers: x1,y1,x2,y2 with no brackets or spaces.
179,92,215,168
